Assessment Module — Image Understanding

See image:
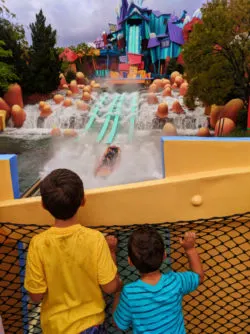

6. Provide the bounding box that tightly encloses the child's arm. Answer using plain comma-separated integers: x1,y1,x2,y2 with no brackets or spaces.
101,235,123,295
97,234,123,294
179,232,204,283
24,238,47,303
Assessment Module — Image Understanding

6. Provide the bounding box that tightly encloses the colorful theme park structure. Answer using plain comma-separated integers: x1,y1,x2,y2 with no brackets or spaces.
92,0,202,79
57,1,203,81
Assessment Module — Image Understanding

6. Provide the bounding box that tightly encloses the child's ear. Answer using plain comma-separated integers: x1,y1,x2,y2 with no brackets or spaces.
81,196,86,207
128,257,134,267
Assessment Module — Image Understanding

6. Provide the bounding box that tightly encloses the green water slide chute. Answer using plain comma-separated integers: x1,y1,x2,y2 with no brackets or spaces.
96,94,120,143
84,93,108,131
106,93,126,145
128,92,139,142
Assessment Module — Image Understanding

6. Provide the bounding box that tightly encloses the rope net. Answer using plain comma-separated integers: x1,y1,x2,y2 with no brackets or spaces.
0,213,250,334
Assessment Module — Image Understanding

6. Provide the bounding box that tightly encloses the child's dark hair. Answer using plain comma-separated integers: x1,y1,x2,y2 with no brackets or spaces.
128,226,165,274
40,169,84,220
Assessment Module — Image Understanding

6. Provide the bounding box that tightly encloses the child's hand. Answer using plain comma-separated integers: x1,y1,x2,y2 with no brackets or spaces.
179,232,196,251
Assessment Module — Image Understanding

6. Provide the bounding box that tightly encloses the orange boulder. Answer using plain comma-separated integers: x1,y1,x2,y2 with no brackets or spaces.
66,90,73,97
0,98,11,119
172,101,184,114
11,105,26,127
170,71,180,83
82,92,91,102
76,72,85,85
179,82,188,96
83,86,92,93
153,79,163,90
63,129,78,137
76,100,90,111
59,74,67,89
147,93,159,105
223,98,244,123
51,127,61,136
164,83,171,90
162,88,172,97
149,84,157,93
215,118,236,136
53,94,64,104
4,83,24,108
63,99,73,107
197,127,211,137
39,101,46,111
156,103,168,119
40,104,52,118
163,123,177,136
162,79,170,86
69,80,79,94
210,105,224,128
175,75,184,87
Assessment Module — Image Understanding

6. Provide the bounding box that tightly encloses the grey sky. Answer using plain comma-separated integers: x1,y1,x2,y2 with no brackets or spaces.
7,0,205,46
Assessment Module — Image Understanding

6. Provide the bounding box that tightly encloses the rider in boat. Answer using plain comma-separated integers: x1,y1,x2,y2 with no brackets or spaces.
103,147,118,166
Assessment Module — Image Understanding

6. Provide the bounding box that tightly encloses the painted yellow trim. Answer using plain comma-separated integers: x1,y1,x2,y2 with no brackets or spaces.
163,140,250,177
0,110,6,131
1,167,250,226
0,160,14,201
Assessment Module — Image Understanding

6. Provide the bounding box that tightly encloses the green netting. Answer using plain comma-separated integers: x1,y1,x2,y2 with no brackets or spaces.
0,213,250,333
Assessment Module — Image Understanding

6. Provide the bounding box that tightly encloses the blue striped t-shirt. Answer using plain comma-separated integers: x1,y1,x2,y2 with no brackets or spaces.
113,271,199,334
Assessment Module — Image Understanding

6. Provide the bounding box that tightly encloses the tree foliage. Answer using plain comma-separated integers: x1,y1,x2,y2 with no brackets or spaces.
0,40,19,94
0,18,29,90
183,0,250,108
26,10,61,94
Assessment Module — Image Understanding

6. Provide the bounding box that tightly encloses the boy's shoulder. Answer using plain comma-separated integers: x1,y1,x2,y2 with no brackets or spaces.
30,226,104,246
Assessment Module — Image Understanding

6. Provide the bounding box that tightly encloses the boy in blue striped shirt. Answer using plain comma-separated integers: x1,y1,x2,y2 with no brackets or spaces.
113,227,204,333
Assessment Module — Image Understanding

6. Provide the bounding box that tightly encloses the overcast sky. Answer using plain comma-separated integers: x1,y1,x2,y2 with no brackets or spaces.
7,0,205,46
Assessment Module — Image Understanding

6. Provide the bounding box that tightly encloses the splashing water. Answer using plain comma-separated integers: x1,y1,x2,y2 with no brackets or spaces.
1,88,208,190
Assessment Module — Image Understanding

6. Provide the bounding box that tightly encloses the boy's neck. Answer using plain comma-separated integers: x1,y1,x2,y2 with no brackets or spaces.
54,216,78,228
140,270,162,285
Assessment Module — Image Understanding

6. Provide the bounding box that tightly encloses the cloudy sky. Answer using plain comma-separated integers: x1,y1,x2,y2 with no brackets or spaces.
7,0,205,46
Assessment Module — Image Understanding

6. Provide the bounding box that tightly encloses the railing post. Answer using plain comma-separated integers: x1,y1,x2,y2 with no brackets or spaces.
0,154,20,200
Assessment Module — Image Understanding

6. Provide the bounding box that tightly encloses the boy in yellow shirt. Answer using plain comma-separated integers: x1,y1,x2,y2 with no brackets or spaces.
24,168,122,334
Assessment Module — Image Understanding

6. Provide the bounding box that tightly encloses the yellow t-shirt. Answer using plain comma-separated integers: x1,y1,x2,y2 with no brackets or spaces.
24,224,117,334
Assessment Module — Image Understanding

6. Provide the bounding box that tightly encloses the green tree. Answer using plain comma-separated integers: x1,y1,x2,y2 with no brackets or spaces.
0,18,29,90
27,9,61,94
166,58,184,76
0,40,19,94
183,0,250,108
